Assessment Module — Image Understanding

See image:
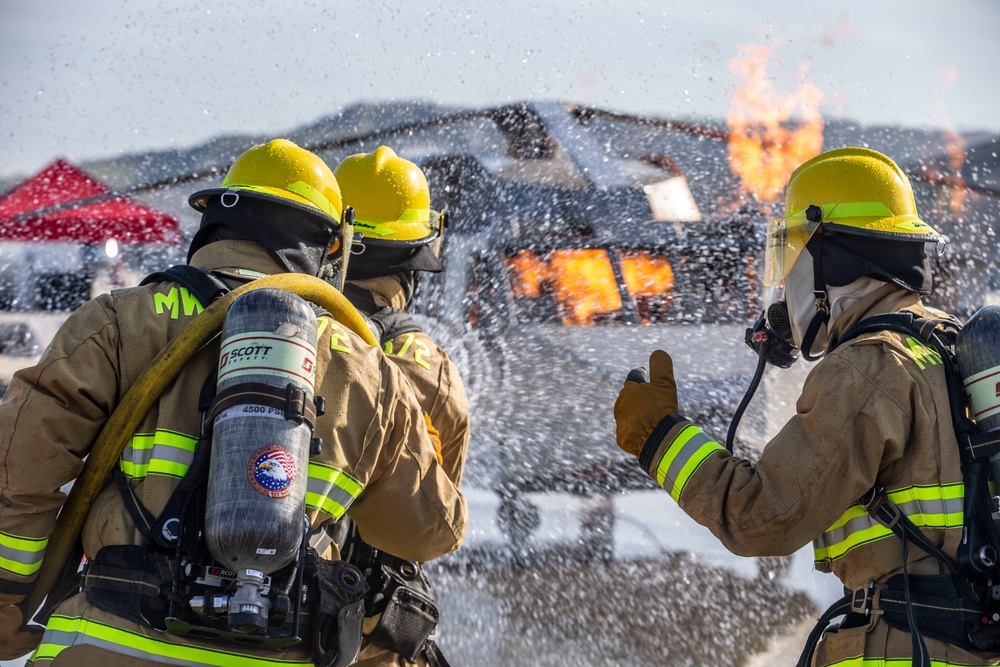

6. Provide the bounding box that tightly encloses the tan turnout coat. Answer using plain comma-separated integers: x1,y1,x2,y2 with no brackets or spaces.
642,285,1000,665
345,277,471,667
0,241,467,666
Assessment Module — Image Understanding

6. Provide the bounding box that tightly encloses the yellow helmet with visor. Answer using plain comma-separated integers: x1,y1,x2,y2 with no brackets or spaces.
764,147,947,286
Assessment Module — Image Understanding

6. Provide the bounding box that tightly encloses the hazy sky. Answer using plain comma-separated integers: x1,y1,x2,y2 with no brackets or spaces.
2,0,998,178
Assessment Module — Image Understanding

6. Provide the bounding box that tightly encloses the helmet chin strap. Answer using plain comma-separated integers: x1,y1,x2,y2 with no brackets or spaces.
800,233,830,362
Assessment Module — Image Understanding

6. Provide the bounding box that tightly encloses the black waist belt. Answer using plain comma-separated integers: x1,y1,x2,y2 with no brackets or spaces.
82,545,312,646
82,546,180,632
798,573,999,666
850,574,984,649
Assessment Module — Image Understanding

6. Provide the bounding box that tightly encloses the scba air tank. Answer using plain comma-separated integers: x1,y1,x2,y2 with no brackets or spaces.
204,288,319,613
956,305,1000,479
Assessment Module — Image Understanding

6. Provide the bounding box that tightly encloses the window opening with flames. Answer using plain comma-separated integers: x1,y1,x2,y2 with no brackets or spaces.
502,248,675,326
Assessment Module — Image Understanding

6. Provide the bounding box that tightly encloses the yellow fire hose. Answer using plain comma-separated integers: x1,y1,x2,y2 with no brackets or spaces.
26,273,377,619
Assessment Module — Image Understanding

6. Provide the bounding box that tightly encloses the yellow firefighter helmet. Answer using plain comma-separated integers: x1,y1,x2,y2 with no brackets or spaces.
764,147,946,286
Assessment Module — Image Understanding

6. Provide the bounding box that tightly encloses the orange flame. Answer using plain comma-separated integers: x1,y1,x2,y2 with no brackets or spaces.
937,129,969,214
547,250,621,324
726,44,824,203
621,251,676,325
917,67,970,216
505,250,675,325
945,131,968,213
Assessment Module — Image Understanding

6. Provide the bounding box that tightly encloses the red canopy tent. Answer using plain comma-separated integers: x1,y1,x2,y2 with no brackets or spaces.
0,159,181,245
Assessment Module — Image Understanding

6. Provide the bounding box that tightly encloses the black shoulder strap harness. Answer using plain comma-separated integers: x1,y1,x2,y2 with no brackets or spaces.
341,282,422,347
113,266,237,552
141,265,335,321
76,265,375,661
124,265,323,554
797,311,1000,666
37,266,232,622
140,264,233,303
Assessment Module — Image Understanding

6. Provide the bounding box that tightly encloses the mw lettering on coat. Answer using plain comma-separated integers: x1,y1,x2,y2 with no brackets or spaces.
905,336,942,370
153,287,204,320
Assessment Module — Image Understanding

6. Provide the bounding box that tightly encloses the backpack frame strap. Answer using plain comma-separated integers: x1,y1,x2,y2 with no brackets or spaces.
860,485,959,573
140,264,234,306
368,309,422,346
342,283,423,346
828,309,1000,655
113,266,233,554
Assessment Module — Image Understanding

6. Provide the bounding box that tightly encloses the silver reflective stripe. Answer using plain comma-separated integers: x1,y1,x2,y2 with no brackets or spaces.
305,463,364,521
0,543,43,567
813,483,964,563
34,614,312,665
121,430,198,479
36,629,214,666
661,429,713,489
0,532,46,577
654,425,724,502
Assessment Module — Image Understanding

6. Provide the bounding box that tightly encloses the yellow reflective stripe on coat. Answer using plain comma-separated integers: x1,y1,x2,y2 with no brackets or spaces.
654,424,726,502
119,430,198,479
813,483,964,564
824,655,974,666
31,614,312,665
306,462,364,520
0,530,47,577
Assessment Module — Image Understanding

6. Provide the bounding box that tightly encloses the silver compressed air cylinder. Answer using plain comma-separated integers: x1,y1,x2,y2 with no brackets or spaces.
205,288,318,577
956,305,1000,482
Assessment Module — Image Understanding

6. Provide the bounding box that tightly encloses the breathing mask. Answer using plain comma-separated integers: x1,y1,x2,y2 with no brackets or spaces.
744,292,799,370
727,290,800,452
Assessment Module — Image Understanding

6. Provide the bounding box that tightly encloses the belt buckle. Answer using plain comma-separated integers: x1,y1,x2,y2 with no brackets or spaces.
849,582,883,616
860,486,902,530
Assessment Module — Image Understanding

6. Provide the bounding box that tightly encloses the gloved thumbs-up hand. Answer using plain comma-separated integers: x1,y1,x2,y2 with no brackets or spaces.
0,593,42,660
614,350,679,457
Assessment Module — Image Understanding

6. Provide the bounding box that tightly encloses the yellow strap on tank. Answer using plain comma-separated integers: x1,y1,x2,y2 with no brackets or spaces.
26,273,376,619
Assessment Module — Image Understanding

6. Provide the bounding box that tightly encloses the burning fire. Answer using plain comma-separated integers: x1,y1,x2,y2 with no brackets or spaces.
505,249,674,325
911,68,970,216
726,44,824,204
941,130,969,213
916,129,971,217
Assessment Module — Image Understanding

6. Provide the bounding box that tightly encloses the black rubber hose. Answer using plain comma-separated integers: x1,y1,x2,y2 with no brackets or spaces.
726,340,769,453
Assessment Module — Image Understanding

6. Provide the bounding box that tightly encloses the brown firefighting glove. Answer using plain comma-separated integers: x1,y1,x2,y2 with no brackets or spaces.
614,349,679,457
0,593,43,660
423,412,444,466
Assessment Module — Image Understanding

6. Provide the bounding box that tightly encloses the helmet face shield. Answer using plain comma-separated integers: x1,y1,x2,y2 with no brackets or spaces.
764,213,821,286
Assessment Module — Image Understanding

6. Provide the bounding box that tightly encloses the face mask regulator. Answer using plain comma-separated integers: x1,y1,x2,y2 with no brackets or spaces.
725,297,799,452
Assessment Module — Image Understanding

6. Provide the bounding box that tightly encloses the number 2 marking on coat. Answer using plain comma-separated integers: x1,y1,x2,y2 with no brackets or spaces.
385,333,431,370
317,318,352,354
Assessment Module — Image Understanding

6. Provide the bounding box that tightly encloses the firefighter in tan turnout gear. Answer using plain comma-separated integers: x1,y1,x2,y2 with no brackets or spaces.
0,139,467,666
614,148,1000,666
333,146,470,667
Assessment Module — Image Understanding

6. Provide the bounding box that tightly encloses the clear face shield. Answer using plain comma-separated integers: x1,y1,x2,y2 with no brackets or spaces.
729,215,815,453
430,210,447,259
763,211,822,288
745,210,823,368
